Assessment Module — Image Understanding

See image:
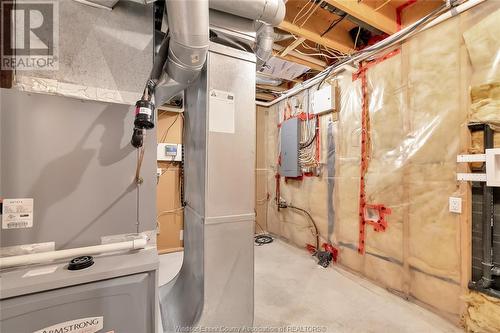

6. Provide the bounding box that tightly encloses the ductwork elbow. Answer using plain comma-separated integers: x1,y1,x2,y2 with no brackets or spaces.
166,0,209,85
259,0,286,26
255,23,275,70
154,0,209,106
209,0,286,27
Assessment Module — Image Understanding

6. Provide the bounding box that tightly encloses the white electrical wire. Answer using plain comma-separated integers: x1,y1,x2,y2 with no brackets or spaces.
258,0,485,107
292,1,315,24
294,49,340,60
298,1,323,27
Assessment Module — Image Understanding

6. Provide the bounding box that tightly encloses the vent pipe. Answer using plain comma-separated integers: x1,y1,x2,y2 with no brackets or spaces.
255,23,275,70
256,73,282,86
209,0,286,70
154,0,286,105
209,0,285,26
154,0,210,106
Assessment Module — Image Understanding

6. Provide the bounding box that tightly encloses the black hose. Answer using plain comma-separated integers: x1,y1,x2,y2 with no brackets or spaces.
288,204,319,251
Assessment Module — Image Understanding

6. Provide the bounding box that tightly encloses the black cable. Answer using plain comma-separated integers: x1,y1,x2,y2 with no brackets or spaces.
255,234,273,246
320,15,346,37
287,204,319,251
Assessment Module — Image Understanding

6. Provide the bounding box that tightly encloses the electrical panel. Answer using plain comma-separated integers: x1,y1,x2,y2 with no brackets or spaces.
279,118,301,177
157,143,182,162
312,84,337,115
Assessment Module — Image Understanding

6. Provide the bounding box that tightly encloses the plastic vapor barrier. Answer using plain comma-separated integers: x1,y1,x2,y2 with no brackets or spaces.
257,1,500,325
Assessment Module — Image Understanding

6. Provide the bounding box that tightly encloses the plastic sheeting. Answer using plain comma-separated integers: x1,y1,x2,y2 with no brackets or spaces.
258,0,500,324
336,14,465,316
462,5,500,332
262,89,333,249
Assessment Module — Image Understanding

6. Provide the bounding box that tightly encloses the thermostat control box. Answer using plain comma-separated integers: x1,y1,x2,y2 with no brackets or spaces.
157,143,182,162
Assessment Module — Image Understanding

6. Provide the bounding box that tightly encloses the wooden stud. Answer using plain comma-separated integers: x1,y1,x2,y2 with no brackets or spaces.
458,19,473,317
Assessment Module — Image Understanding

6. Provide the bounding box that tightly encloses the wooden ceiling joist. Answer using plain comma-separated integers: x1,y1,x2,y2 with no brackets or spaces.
278,20,354,54
256,92,276,102
256,84,288,92
323,0,398,35
281,37,306,57
272,49,326,71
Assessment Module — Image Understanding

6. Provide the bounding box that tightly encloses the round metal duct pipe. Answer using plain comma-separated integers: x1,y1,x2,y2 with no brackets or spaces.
209,0,286,27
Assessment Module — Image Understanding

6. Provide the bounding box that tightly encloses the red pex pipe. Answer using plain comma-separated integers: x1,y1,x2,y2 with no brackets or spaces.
352,49,399,254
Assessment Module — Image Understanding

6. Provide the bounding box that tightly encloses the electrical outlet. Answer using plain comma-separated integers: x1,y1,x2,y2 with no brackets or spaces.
449,197,462,214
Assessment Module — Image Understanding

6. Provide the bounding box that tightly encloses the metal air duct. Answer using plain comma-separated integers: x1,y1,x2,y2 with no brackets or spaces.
255,23,275,69
154,0,210,106
209,0,286,26
256,73,282,86
209,0,285,70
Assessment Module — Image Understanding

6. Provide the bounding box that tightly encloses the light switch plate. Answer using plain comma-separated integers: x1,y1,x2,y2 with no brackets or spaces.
449,197,462,214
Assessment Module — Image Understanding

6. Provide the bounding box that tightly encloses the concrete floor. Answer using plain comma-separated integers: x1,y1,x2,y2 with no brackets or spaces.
158,239,463,332
255,239,463,333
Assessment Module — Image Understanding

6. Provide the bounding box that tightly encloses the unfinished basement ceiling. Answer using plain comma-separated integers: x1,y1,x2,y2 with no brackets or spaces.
257,0,445,102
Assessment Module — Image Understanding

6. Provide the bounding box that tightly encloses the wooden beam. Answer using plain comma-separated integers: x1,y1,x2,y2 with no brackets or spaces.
272,50,325,71
281,37,306,57
278,20,354,54
256,84,288,92
158,247,184,255
256,92,275,102
397,0,443,28
323,0,398,35
273,44,326,67
257,71,304,84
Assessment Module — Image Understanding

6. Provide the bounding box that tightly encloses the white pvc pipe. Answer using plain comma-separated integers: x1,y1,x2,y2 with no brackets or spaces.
256,0,486,107
0,238,147,269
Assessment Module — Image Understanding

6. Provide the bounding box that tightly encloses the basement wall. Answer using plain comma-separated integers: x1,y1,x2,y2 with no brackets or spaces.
256,1,500,326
